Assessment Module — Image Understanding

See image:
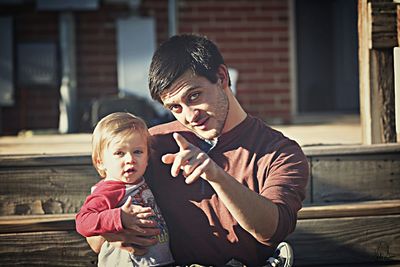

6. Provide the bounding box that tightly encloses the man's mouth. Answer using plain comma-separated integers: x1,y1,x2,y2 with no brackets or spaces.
192,116,209,129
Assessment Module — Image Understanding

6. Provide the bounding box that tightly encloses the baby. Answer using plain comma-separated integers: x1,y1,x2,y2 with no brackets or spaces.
76,112,173,267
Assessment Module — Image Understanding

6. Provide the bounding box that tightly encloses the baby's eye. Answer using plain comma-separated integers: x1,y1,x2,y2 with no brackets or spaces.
134,150,143,154
114,151,124,156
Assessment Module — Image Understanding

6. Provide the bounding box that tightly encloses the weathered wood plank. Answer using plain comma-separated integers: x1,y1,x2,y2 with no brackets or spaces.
0,165,98,216
359,0,374,144
288,214,400,266
1,200,398,234
0,153,91,167
0,231,97,266
299,200,400,219
311,153,400,203
359,0,398,144
398,5,400,45
0,214,398,266
0,133,91,156
369,2,399,49
396,47,400,142
370,49,396,143
0,144,398,214
0,214,76,234
303,143,400,157
5,144,399,164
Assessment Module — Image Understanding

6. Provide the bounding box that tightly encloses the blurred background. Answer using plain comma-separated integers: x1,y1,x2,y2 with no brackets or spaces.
0,0,359,136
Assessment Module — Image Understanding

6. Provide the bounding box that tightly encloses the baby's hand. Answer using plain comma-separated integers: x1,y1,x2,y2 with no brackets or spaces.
120,196,155,233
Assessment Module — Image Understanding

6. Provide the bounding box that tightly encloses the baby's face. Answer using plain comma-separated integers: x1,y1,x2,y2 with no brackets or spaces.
101,131,148,184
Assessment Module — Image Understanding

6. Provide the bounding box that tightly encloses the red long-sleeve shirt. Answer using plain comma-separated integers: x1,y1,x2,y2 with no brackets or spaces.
146,115,309,266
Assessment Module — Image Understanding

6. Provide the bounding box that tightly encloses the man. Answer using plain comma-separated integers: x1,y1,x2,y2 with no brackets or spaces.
88,34,309,266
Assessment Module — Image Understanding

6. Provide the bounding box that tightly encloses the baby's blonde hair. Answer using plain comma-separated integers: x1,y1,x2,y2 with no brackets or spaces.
91,112,150,178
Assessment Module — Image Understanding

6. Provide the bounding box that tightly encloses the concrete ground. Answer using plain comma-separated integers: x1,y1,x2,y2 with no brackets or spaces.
274,121,361,147
0,117,362,155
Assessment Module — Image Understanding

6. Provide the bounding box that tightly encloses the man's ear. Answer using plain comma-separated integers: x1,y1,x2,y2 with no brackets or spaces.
217,64,229,87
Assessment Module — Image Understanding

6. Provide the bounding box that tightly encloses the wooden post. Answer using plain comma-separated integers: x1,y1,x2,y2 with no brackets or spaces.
395,47,400,142
59,12,78,134
396,6,400,142
358,0,398,144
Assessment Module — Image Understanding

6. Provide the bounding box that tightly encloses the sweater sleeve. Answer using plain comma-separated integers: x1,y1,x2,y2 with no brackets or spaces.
75,183,126,237
260,140,309,245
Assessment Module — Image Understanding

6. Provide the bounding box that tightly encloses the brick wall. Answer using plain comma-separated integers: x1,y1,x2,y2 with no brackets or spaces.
1,5,59,134
178,0,291,122
1,0,291,134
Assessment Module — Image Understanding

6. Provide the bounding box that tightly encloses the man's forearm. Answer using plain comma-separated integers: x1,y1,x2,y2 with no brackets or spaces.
208,168,279,243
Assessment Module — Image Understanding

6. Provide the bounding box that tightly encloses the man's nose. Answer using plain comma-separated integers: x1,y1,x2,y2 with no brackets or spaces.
185,106,199,123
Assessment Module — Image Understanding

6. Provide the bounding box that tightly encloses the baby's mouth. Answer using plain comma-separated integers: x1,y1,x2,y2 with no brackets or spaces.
125,167,136,174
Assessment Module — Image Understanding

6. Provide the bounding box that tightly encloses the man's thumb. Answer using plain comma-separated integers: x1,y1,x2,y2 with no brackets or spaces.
122,196,132,209
161,154,175,164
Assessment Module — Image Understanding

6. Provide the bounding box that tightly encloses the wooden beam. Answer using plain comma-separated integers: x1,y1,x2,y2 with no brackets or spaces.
396,47,400,142
310,152,400,203
358,0,398,144
302,143,400,156
305,144,400,204
299,200,400,219
0,231,97,266
1,200,399,234
370,49,396,142
398,5,400,45
0,165,98,216
0,214,76,234
369,2,398,49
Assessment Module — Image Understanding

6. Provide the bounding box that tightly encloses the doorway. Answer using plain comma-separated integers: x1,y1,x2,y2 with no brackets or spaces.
295,0,359,115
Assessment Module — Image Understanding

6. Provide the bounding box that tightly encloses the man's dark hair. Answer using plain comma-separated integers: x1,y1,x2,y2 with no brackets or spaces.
148,34,227,103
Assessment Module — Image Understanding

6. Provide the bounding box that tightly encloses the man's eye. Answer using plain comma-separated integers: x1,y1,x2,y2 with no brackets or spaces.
169,105,181,113
188,92,200,102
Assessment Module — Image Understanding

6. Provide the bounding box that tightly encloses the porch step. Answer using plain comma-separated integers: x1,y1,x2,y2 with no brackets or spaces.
1,144,399,216
291,200,400,266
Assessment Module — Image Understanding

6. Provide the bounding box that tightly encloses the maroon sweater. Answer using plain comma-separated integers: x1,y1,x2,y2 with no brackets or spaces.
146,115,309,266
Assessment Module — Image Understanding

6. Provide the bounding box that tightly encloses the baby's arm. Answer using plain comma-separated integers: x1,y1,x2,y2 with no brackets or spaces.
76,193,156,237
83,197,158,255
76,194,124,237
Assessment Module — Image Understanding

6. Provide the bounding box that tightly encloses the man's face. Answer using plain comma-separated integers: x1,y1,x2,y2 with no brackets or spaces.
161,71,229,140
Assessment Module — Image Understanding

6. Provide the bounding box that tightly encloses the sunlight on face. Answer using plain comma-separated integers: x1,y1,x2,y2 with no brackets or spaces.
101,131,148,184
161,72,229,140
